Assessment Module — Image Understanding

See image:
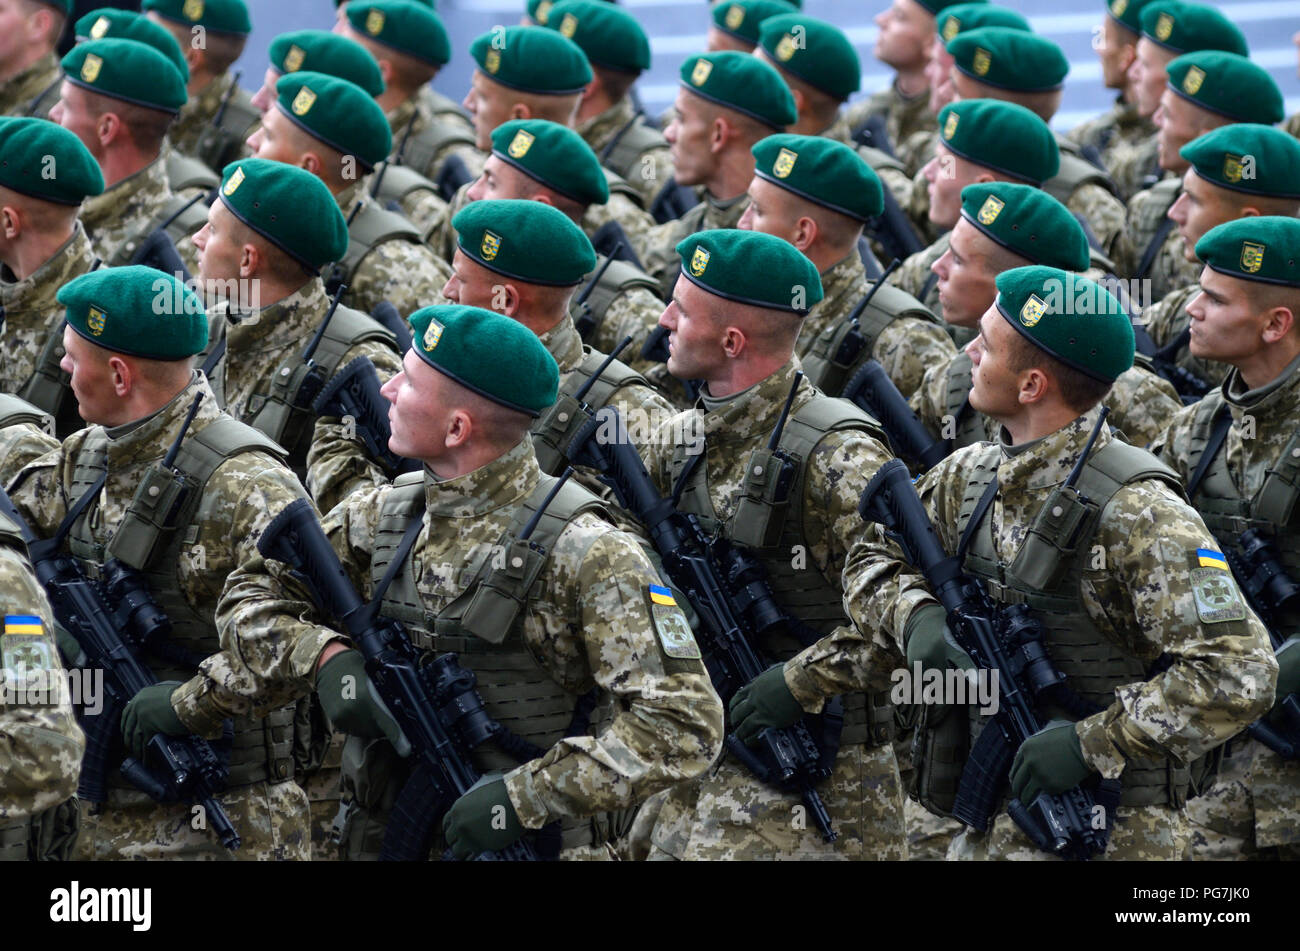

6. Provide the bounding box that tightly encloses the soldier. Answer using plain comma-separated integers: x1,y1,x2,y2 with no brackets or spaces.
1066,0,1159,198
737,133,955,399
1138,125,1300,398
1123,51,1284,306
642,52,796,298
635,229,907,860
312,303,723,860
246,70,452,318
143,0,259,175
1150,217,1300,860
783,264,1276,860
706,0,797,54
0,0,67,119
0,394,58,485
49,38,206,276
248,29,385,116
6,266,337,859
0,119,103,439
1116,0,1247,201
944,27,1131,267
539,1,673,212
914,182,1182,454
0,524,85,861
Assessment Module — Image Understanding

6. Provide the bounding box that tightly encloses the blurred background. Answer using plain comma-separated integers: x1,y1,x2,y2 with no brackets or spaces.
162,0,1300,132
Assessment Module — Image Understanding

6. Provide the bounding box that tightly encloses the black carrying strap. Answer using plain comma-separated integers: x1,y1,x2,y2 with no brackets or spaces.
1134,214,1177,281
45,470,109,556
370,509,425,610
956,474,999,565
1185,404,1233,500
200,338,227,379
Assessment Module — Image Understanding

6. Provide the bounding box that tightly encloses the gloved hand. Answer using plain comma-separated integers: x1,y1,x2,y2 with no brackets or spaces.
904,603,974,673
442,776,524,859
729,663,805,746
54,624,84,669
316,650,411,755
121,681,187,760
1268,636,1300,723
1008,719,1093,805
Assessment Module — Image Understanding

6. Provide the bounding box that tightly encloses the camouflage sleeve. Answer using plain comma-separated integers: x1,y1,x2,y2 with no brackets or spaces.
1137,286,1188,346
908,357,953,437
608,381,678,454
1104,365,1183,448
589,286,665,380
4,442,75,535
0,424,59,488
641,217,690,300
1146,400,1199,483
624,146,676,209
781,428,907,709
423,180,473,264
889,243,936,299
896,130,936,179
0,547,85,820
319,483,387,599
174,456,342,736
397,186,450,235
872,314,957,399
587,194,658,268
305,338,405,514
877,165,914,212
1066,183,1130,268
503,521,723,828
1074,484,1278,778
348,239,452,319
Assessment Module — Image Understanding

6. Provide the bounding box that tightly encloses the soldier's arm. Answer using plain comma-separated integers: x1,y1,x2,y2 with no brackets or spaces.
305,339,405,514
0,425,60,489
1074,484,1278,779
1146,401,1199,483
592,287,666,380
397,187,449,235
907,356,954,436
1066,184,1130,268
1136,286,1185,346
349,240,452,319
503,521,724,829
872,314,958,400
1104,365,1183,447
4,442,74,538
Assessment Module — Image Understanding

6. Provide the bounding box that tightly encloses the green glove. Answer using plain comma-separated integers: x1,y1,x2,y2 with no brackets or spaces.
316,650,411,756
442,776,524,859
1268,636,1300,723
1008,719,1093,806
729,663,805,746
54,624,84,668
905,603,975,673
121,681,187,761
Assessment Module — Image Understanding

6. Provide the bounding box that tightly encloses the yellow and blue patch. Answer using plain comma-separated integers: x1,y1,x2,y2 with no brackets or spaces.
648,584,676,606
3,615,56,686
1197,548,1228,570
4,615,44,635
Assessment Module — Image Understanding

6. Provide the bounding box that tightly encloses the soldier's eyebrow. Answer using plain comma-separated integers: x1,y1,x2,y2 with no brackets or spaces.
672,295,688,318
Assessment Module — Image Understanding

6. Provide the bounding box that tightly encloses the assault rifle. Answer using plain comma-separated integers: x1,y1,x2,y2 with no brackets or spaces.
1132,322,1212,404
312,356,420,478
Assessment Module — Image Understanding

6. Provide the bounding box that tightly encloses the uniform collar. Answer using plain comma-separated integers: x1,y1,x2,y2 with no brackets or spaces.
102,372,224,473
537,313,585,373
995,404,1112,493
80,155,170,233
226,277,325,353
1222,349,1300,417
694,359,811,447
422,435,542,519
0,223,94,310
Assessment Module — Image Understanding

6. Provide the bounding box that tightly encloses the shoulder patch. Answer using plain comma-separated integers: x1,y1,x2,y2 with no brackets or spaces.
648,586,701,659
1189,566,1246,624
3,615,58,691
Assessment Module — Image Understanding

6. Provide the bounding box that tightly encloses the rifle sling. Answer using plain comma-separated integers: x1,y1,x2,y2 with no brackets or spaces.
1185,404,1232,500
200,338,227,379
47,470,108,556
956,474,999,565
370,509,425,610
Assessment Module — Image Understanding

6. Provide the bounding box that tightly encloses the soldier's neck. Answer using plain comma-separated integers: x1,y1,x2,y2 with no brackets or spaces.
706,152,757,203
575,89,618,125
99,144,162,191
997,401,1088,447
1236,337,1300,393
2,222,76,282
0,44,53,84
704,352,791,399
894,68,928,100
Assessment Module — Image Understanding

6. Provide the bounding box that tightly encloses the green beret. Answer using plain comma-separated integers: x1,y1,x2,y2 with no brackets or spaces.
948,27,1068,92
58,266,207,361
1181,125,1300,200
679,51,797,130
527,0,557,26
268,31,385,97
75,9,190,82
675,228,822,314
1195,217,1300,288
912,0,976,14
995,266,1132,383
218,159,348,269
143,0,251,35
61,38,187,113
469,25,592,95
275,71,392,169
959,182,1089,271
1104,0,1157,36
346,0,451,68
453,199,595,286
489,119,609,206
1139,1,1247,56
408,305,559,416
752,134,883,222
711,0,798,47
757,14,860,101
936,100,1059,185
936,3,1030,43
1166,51,1283,125
0,118,104,205
543,0,650,74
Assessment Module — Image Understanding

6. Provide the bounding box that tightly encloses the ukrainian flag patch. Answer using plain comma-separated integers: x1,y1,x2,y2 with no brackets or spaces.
1197,548,1229,570
4,615,44,635
649,584,676,606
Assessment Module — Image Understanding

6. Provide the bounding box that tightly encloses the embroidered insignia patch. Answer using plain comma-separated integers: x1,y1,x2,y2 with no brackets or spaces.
978,195,1004,225
481,230,502,261
508,129,534,159
291,85,316,116
1190,567,1246,623
690,246,710,276
773,148,797,178
87,306,106,335
1240,241,1265,273
691,59,713,86
1019,294,1046,327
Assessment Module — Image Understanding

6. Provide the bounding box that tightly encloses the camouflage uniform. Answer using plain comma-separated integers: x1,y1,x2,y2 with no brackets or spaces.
386,94,482,188
7,373,332,860
1286,112,1300,141
642,192,749,300
575,264,671,392
897,128,938,180
0,524,85,861
890,233,948,315
1122,180,1200,305
0,222,97,435
578,96,676,210
1109,134,1161,204
798,251,956,399
1151,354,1300,860
812,405,1276,860
1137,283,1231,393
1066,96,1157,200
843,82,935,156
824,115,917,215
0,400,58,488
365,167,448,236
204,278,405,514
638,363,908,860
333,178,452,318
79,157,202,278
167,72,258,173
327,436,724,860
0,52,61,119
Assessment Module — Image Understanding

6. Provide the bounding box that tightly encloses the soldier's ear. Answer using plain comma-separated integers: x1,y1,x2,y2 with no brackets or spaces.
511,102,532,121
299,152,322,176
97,111,124,149
580,76,599,104
791,215,818,252
445,408,473,449
0,205,21,240
184,44,204,75
377,59,395,88
1239,205,1262,219
1261,305,1294,344
709,114,730,154
239,242,260,279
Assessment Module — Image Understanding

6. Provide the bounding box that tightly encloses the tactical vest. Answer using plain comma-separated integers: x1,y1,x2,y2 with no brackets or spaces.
799,282,942,398
942,439,1195,811
326,203,424,296
569,257,662,343
165,151,220,196
237,306,395,480
190,89,261,174
65,417,298,789
372,164,442,213
1042,151,1121,209
940,352,988,452
668,396,896,747
1182,394,1300,638
106,193,211,269
599,115,668,186
1131,178,1182,276
16,328,81,438
0,392,51,433
24,77,60,120
393,115,477,180
532,347,651,476
372,470,627,851
603,169,646,209
855,143,907,177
